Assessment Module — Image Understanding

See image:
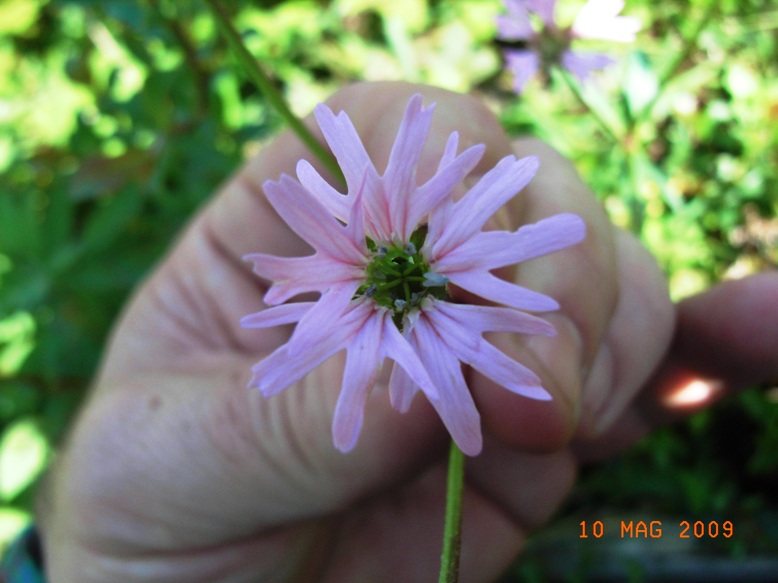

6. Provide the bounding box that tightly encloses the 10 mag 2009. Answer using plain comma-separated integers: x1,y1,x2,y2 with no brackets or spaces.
579,519,734,539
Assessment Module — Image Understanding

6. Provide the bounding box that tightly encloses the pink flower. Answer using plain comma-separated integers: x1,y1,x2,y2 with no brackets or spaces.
496,0,641,93
242,94,585,455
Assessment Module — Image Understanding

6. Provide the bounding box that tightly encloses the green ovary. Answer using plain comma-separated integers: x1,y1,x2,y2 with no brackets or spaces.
356,227,448,328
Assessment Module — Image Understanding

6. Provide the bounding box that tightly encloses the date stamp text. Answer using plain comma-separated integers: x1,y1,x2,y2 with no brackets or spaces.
579,520,734,539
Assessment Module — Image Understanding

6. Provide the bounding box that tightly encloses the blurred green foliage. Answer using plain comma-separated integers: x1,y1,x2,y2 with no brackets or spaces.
0,0,776,579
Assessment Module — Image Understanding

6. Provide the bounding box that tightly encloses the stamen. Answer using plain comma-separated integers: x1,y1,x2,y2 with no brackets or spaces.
423,272,449,287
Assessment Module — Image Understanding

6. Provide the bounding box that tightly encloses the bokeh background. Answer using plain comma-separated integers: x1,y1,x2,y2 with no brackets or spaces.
0,0,776,580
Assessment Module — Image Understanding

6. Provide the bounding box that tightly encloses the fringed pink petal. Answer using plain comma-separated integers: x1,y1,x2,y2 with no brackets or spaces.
384,95,435,241
448,270,559,312
332,310,382,452
526,0,557,25
496,1,534,40
240,302,315,329
432,301,557,337
313,103,380,194
423,304,550,400
437,132,460,171
465,342,552,400
388,363,419,413
344,170,368,251
406,142,485,239
288,285,360,344
561,51,615,82
429,155,539,258
424,301,551,400
250,294,367,396
379,310,438,400
434,213,586,272
263,176,366,265
504,50,540,95
412,318,483,456
296,159,350,222
243,253,362,306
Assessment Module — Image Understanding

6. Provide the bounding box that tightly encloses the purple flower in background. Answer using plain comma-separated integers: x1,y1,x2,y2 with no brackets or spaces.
242,94,585,455
496,0,641,93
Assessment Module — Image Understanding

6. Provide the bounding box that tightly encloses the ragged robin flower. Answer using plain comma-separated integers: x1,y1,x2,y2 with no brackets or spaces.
241,94,585,455
496,0,641,93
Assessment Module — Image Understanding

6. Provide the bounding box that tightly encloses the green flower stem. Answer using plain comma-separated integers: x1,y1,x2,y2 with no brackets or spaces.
439,440,465,583
204,0,345,185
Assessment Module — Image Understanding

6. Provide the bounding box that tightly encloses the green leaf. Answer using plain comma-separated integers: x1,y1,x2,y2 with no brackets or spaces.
623,52,659,118
80,188,144,253
0,382,41,423
0,194,41,260
0,506,30,553
0,0,42,35
0,419,50,502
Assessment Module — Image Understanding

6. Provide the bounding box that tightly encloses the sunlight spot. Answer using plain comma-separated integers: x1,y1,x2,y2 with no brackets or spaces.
663,378,721,408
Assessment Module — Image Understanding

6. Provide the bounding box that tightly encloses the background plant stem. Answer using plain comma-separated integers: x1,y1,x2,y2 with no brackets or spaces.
204,0,345,185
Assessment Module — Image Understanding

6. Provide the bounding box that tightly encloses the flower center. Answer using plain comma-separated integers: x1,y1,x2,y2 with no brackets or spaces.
532,25,572,77
356,227,449,329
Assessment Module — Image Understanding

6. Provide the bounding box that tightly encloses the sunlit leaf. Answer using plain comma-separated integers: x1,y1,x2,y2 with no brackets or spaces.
0,0,41,35
0,506,30,554
0,419,50,502
622,51,658,117
0,312,35,375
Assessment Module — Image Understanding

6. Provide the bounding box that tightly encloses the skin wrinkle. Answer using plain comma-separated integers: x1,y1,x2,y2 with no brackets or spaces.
200,206,269,297
233,172,316,259
196,229,265,353
252,362,442,523
201,379,270,476
62,393,182,549
138,275,211,352
274,372,340,489
141,248,248,362
82,524,327,583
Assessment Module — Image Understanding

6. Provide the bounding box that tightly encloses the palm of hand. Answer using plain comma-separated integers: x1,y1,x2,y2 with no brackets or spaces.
40,84,778,583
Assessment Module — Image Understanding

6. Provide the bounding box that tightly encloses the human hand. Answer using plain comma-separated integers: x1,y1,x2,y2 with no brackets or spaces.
37,82,778,583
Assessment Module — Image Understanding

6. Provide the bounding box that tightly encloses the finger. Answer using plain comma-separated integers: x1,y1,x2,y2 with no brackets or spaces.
470,138,619,451
574,228,674,438
575,271,778,462
470,226,674,520
640,270,778,422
